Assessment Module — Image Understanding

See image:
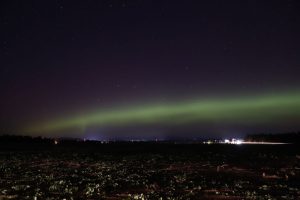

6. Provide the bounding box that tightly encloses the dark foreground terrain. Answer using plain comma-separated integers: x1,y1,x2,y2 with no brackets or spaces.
0,142,300,199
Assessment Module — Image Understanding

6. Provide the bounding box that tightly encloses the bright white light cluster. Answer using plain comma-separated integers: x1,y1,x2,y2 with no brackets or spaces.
223,138,243,145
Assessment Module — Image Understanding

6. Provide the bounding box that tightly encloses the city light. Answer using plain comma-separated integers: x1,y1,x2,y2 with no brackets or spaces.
221,138,288,145
222,138,243,145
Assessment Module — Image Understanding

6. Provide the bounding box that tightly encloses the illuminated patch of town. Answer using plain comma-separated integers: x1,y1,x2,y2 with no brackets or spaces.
203,138,288,145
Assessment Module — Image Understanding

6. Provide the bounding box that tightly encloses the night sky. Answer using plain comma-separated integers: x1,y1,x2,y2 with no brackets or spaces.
1,0,300,139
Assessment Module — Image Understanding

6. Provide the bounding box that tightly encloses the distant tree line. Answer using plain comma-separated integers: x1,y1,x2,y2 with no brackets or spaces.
0,135,56,150
245,132,300,144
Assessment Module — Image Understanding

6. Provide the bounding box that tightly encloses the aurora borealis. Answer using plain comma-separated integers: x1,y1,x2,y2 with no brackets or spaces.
1,1,300,139
27,92,300,137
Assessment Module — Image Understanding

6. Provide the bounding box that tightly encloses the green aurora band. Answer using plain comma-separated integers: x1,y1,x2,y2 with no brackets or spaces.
27,92,300,134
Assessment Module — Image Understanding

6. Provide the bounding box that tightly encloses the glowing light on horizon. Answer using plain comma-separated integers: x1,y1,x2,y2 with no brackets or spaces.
241,141,290,145
222,138,243,145
222,138,289,145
